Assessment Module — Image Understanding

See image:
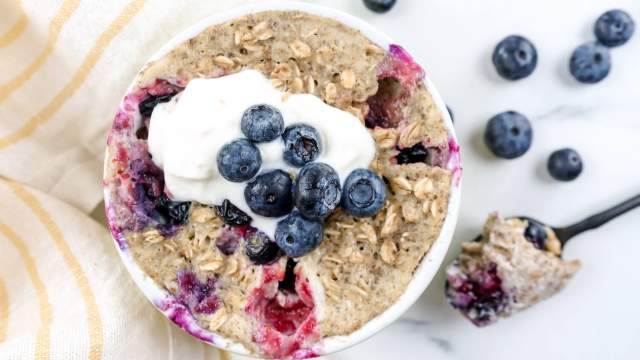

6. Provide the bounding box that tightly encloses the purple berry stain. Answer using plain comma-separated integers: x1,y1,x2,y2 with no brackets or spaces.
177,270,220,315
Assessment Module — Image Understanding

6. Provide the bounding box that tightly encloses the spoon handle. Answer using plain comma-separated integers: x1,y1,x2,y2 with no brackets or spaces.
554,193,640,245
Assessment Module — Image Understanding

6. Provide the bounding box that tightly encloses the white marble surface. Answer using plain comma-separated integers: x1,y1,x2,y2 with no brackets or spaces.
288,0,639,359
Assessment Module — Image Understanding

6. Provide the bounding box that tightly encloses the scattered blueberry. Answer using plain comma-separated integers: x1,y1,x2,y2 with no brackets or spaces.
396,143,429,165
522,218,548,250
275,211,324,257
215,199,251,226
569,42,611,84
154,194,190,226
492,35,538,80
341,169,387,217
245,229,281,265
244,170,293,217
363,0,396,13
595,9,635,47
547,148,583,181
241,104,285,143
484,111,533,159
139,93,176,117
282,124,321,167
217,138,261,182
294,162,341,220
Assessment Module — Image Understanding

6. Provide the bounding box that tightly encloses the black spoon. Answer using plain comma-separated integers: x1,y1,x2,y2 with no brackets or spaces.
474,194,640,248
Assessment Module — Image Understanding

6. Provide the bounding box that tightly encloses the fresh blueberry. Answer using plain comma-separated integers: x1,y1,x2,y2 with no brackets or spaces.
396,143,429,165
363,0,396,13
244,170,293,217
569,42,611,84
341,169,387,217
241,104,285,143
547,148,583,181
595,10,635,47
492,35,538,80
282,124,321,167
139,93,176,117
215,199,251,226
294,162,341,220
245,229,281,265
154,194,190,226
523,218,548,250
275,211,324,257
217,138,261,182
484,111,533,159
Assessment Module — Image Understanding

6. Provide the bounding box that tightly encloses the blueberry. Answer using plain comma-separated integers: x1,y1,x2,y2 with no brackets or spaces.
492,35,538,80
484,111,533,159
154,194,190,225
523,219,548,250
139,93,176,117
396,143,429,165
217,138,261,182
363,0,396,13
275,211,324,257
244,170,293,217
241,104,285,143
595,10,635,47
547,148,583,181
282,124,321,167
569,42,611,84
245,229,281,265
214,199,251,226
294,162,341,220
341,169,387,217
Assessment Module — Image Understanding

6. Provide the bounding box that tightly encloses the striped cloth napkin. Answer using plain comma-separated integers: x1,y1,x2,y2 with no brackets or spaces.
0,0,307,358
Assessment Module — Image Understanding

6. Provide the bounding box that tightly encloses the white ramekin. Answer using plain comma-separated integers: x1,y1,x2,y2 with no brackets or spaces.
104,2,462,358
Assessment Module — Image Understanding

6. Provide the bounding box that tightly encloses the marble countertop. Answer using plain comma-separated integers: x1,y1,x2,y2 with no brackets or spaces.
306,0,639,359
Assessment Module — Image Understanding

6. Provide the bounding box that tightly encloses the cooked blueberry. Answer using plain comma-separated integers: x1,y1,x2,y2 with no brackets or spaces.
523,219,548,250
396,143,429,164
282,124,321,167
492,35,538,80
241,104,284,143
294,162,341,220
595,10,635,47
569,42,611,84
245,230,281,265
363,0,396,13
244,170,293,217
215,226,243,255
139,93,175,117
217,138,261,182
484,111,532,159
275,211,324,257
547,148,583,181
214,199,251,226
155,194,190,225
279,258,297,292
341,169,387,217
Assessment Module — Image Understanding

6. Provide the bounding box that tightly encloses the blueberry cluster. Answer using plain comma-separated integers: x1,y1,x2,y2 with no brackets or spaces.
216,104,387,262
484,10,633,180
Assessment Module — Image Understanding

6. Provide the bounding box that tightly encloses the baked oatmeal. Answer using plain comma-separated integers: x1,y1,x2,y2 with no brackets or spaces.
104,10,459,358
445,213,581,326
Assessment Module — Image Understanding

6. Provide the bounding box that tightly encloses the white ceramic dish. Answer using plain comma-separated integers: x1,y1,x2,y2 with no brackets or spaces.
103,2,462,358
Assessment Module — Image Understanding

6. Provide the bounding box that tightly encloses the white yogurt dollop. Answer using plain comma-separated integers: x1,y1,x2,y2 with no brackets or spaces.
148,70,375,236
